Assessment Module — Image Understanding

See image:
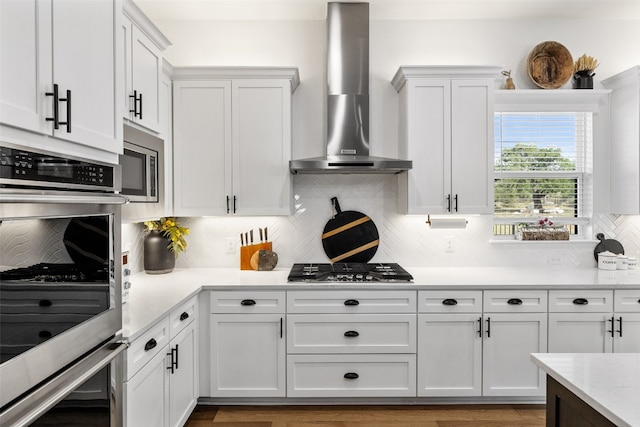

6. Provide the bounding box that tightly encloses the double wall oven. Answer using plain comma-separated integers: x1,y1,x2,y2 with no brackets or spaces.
0,144,126,426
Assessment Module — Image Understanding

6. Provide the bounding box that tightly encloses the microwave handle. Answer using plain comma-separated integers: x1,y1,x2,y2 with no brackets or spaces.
0,193,128,205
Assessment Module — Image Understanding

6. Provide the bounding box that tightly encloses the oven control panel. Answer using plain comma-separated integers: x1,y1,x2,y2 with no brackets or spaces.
1,146,116,191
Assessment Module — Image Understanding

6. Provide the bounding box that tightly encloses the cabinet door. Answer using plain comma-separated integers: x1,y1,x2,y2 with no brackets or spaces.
125,348,169,427
232,79,292,215
450,79,494,214
614,313,640,353
417,314,482,397
482,313,547,397
129,24,162,132
51,0,121,153
403,79,451,214
169,323,198,427
548,313,614,353
0,0,51,133
173,80,232,216
210,314,285,397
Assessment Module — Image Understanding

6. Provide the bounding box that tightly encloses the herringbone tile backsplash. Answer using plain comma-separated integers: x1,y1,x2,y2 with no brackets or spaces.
122,175,640,274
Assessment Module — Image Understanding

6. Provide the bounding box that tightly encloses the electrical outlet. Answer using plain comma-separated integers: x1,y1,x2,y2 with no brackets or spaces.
225,237,235,254
445,235,455,253
547,254,564,265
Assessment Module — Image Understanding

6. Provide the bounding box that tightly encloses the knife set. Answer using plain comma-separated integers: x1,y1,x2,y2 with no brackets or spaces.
240,227,278,271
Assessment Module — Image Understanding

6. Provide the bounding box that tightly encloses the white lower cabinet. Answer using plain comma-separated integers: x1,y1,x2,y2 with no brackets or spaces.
125,296,198,427
481,291,548,397
417,291,483,397
286,291,417,398
209,292,286,397
549,290,640,353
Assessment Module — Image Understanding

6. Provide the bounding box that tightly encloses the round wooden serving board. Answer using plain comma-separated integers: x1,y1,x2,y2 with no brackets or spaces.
527,41,573,89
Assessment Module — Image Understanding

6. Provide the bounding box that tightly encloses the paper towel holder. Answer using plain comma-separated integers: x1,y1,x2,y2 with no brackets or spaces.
426,215,468,229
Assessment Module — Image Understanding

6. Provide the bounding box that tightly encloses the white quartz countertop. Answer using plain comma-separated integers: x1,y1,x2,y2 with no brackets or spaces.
121,267,640,341
531,353,640,427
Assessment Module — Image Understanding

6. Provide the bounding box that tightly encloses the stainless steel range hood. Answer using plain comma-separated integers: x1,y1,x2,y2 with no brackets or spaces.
289,2,412,174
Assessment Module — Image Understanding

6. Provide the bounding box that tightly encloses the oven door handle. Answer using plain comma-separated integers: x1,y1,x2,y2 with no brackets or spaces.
0,193,128,205
0,339,128,427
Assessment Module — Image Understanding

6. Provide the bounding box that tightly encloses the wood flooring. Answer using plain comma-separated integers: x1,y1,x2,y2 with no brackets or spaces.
184,404,546,427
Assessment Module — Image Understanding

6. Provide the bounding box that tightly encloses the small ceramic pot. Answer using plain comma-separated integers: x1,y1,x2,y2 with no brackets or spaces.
598,251,617,270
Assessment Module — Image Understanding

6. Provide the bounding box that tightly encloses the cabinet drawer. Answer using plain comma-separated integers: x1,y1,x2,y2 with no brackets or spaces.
549,290,613,313
287,291,416,314
287,354,416,397
287,314,416,354
126,315,170,379
614,290,640,313
418,290,482,313
170,295,197,338
483,290,547,313
210,291,285,314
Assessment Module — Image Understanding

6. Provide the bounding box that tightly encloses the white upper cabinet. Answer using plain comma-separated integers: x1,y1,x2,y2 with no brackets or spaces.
393,66,501,214
602,66,640,214
172,67,299,216
122,0,171,134
0,0,121,160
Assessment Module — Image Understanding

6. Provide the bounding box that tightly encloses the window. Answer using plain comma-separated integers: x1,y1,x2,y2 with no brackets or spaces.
493,111,593,238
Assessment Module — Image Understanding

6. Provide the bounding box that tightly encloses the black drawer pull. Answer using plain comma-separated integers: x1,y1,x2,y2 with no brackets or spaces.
573,298,589,305
344,299,360,306
507,298,523,305
240,299,256,306
38,299,52,307
144,338,157,351
180,312,189,321
38,330,52,339
442,298,458,306
344,372,359,380
344,330,360,338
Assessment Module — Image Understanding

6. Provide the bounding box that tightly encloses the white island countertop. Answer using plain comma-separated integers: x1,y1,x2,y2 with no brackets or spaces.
121,267,640,341
531,353,640,427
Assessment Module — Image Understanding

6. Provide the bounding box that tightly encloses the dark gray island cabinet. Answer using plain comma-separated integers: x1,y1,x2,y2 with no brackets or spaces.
532,353,640,427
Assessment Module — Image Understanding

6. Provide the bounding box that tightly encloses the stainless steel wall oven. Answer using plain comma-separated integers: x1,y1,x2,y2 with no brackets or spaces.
0,144,126,426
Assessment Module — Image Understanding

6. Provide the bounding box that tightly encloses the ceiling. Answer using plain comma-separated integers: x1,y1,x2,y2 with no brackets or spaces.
135,0,640,21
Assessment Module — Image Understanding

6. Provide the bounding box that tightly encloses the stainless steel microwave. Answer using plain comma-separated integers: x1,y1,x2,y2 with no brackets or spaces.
120,125,165,221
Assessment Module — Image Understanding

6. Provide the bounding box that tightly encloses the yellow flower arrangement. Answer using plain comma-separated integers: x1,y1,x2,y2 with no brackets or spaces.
144,217,189,256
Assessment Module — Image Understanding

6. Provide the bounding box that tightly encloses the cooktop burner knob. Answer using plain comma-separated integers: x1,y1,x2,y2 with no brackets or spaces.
355,274,364,281
365,275,373,281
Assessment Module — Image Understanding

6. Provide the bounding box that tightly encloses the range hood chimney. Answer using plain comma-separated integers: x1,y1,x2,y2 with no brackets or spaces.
289,2,412,174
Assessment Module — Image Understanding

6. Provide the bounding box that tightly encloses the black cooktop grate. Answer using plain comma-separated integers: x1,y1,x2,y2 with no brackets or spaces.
287,263,413,282
0,263,109,283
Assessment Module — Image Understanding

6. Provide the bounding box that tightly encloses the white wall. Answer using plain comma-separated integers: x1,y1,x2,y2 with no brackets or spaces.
122,15,640,273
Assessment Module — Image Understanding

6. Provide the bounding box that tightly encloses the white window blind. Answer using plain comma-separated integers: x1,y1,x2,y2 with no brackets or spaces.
493,112,593,236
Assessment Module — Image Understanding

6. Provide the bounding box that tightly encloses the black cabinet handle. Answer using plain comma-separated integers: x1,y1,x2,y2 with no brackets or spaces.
607,316,615,338
233,195,237,214
442,298,458,306
241,299,256,306
344,299,360,306
174,344,179,370
280,317,283,339
446,194,451,212
144,338,157,351
45,83,60,129
166,348,175,374
344,330,360,338
138,92,143,119
58,89,71,132
573,298,589,305
507,298,523,305
129,90,137,115
454,194,459,212
180,312,189,321
39,299,52,307
477,317,482,337
226,196,230,213
38,330,52,339
486,317,491,338
617,317,623,337
344,372,359,380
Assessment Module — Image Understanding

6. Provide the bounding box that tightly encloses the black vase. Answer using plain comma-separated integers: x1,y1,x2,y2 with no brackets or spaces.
573,72,594,89
144,230,175,274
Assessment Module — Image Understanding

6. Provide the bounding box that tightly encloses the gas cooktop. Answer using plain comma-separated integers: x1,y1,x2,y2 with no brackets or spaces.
287,263,413,283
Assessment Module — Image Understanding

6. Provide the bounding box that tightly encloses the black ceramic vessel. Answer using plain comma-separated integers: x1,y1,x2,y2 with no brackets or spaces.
573,72,594,89
144,230,175,274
